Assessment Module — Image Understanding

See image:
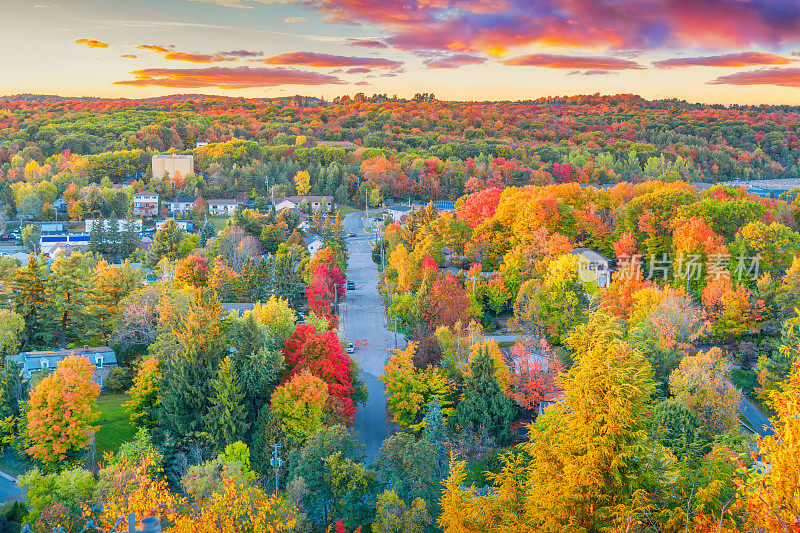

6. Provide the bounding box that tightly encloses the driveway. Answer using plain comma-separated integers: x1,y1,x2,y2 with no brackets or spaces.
341,212,393,464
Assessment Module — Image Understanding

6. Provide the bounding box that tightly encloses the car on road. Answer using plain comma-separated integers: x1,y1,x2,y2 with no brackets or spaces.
0,233,13,241
346,342,354,354
347,232,356,238
347,281,355,290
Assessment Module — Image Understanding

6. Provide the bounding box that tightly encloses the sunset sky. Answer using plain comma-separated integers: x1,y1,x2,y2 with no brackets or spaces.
5,0,800,104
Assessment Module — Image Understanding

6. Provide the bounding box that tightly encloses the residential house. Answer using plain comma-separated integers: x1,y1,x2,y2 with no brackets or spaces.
152,154,194,181
282,196,333,211
40,233,90,255
52,197,69,214
208,199,241,216
273,199,297,213
304,235,324,257
167,197,197,215
571,247,614,288
386,204,413,221
9,345,117,388
132,191,159,217
156,219,194,232
85,219,143,233
221,302,256,317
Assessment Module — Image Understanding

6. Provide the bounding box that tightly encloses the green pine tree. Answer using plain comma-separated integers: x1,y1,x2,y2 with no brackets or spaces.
46,252,95,349
207,356,248,448
422,396,449,479
13,256,47,349
199,220,216,247
449,347,516,445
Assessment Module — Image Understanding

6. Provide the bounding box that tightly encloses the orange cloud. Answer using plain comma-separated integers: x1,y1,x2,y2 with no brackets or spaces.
709,67,800,87
137,44,170,53
121,54,139,59
162,51,237,63
655,51,795,69
502,53,645,70
114,66,345,88
259,51,401,70
75,38,109,49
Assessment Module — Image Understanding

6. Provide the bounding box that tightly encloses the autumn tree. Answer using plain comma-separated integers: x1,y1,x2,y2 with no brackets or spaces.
739,313,800,531
294,170,311,196
147,219,185,268
125,356,161,429
669,347,742,435
422,274,473,330
270,370,328,442
174,254,210,288
440,312,655,531
25,355,100,469
507,337,564,415
250,295,297,347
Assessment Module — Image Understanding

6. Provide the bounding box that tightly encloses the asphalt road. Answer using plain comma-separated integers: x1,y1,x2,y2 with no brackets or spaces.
341,212,394,463
740,397,774,437
0,473,23,504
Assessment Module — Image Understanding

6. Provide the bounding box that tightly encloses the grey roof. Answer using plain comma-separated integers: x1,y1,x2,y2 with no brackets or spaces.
388,205,413,213
221,302,256,316
303,235,323,246
208,199,241,205
434,200,456,211
9,346,116,377
169,197,197,204
153,154,193,159
571,247,613,264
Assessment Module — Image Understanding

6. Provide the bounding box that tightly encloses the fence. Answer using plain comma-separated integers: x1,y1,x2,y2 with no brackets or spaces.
20,514,161,533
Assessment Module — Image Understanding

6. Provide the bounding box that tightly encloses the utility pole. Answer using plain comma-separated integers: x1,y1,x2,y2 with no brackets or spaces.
391,317,399,348
270,443,283,497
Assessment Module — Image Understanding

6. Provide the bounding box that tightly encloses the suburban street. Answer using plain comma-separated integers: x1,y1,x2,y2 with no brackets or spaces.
341,211,394,463
0,472,23,503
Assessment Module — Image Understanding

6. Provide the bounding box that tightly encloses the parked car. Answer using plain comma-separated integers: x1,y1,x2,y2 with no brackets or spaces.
347,281,355,290
347,232,356,238
0,233,13,241
346,343,354,354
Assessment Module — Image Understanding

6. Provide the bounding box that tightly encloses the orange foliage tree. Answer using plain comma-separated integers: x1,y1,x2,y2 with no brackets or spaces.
507,337,564,415
25,355,100,469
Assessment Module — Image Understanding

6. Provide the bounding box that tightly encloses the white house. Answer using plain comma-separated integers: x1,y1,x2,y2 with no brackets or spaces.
282,196,332,211
208,199,241,216
167,197,197,215
132,191,159,217
572,247,614,288
386,204,413,221
274,199,297,213
304,235,324,257
156,219,194,232
85,219,143,233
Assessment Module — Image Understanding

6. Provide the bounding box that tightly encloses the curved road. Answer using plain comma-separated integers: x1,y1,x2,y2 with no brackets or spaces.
341,212,393,463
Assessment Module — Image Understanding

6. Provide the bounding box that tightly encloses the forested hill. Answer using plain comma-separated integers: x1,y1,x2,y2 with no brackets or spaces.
2,93,800,210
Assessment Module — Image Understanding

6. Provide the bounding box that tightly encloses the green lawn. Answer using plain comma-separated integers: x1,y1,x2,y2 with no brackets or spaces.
95,393,136,458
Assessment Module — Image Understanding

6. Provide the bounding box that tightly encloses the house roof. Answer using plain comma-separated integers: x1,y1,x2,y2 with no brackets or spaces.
388,205,413,213
169,197,197,204
571,247,613,264
434,200,456,211
303,235,323,246
22,346,113,358
208,199,241,205
133,191,158,198
221,302,256,316
316,140,358,149
152,154,193,159
284,195,333,204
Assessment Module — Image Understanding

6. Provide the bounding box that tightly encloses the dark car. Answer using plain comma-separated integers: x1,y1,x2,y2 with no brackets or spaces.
0,234,13,241
347,281,355,290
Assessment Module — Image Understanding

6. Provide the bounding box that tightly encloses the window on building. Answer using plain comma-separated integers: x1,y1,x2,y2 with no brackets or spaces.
95,355,104,368
41,360,49,369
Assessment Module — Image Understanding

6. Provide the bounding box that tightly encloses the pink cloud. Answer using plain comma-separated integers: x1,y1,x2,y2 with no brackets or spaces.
305,0,800,56
114,66,345,88
709,67,800,87
424,53,486,69
655,51,795,69
258,51,401,69
502,53,645,70
348,39,389,49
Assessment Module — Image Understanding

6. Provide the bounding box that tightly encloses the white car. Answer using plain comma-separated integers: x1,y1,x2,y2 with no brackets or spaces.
346,343,355,354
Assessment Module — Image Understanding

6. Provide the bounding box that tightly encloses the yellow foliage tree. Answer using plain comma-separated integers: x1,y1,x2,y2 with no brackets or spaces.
294,170,311,196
